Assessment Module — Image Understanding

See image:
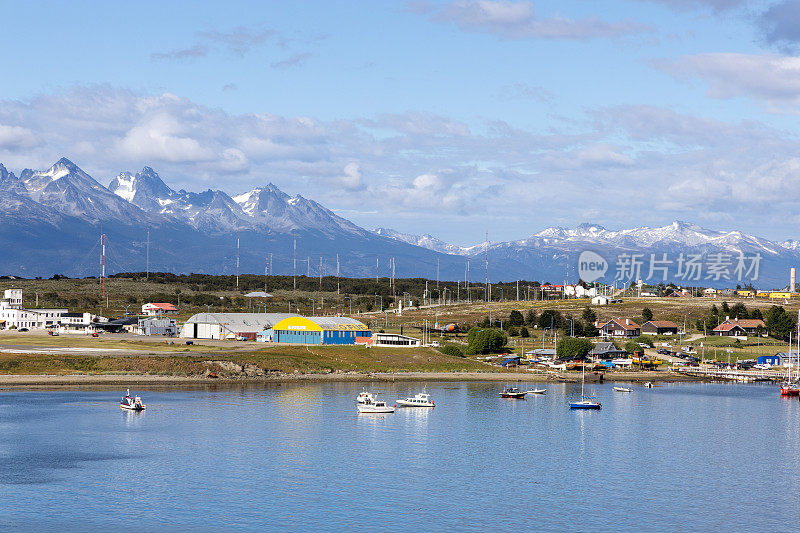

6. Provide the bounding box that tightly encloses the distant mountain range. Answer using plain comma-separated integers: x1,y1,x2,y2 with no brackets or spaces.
373,222,800,288
1,157,798,287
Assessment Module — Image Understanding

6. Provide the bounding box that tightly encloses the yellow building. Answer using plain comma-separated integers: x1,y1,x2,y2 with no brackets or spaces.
735,290,754,297
769,292,792,299
270,316,371,345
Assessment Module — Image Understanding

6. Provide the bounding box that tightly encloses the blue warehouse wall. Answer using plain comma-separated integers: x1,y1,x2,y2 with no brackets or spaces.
276,330,321,344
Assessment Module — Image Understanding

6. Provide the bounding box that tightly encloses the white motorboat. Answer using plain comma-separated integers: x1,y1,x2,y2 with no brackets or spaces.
120,389,145,411
644,382,654,388
355,389,375,404
357,399,395,413
613,387,633,393
396,392,434,407
527,389,547,395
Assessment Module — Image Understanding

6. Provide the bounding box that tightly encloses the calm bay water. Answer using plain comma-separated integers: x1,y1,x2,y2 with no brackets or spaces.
1,381,799,532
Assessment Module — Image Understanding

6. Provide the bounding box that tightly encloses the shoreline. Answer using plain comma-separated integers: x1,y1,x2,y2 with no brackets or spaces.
0,370,706,388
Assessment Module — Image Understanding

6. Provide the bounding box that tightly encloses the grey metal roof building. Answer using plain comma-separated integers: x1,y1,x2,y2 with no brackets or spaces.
182,312,299,340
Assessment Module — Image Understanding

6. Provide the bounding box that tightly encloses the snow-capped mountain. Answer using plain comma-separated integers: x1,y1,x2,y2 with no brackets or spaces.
375,221,800,287
108,168,367,236
233,184,367,236
17,158,148,223
2,156,799,286
373,228,469,255
0,157,467,279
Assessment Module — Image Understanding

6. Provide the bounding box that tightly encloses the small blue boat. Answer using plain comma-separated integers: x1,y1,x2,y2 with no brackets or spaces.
569,360,601,410
569,399,601,410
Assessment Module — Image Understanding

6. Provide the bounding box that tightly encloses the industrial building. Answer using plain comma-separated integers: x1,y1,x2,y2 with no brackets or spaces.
270,316,372,345
181,313,298,340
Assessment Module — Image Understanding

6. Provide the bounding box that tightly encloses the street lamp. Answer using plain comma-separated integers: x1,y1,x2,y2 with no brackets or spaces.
310,298,315,316
345,296,352,315
566,318,574,337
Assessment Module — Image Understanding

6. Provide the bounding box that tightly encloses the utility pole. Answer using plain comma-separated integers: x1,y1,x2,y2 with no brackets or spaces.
485,230,489,302
236,230,240,289
307,255,310,277
320,255,323,289
264,255,269,292
100,233,106,296
146,230,149,280
376,254,379,283
293,236,296,294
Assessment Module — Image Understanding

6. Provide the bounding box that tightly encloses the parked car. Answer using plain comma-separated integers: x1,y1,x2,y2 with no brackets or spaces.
18,328,29,332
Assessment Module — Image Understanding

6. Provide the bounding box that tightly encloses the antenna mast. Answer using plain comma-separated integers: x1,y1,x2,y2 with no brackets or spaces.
101,233,106,296
146,230,149,280
265,255,269,292
485,230,489,302
293,236,297,294
466,257,470,302
320,255,323,289
336,254,340,312
236,230,240,289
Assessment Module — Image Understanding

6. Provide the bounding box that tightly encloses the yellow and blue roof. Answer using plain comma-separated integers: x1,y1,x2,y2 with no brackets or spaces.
271,316,370,332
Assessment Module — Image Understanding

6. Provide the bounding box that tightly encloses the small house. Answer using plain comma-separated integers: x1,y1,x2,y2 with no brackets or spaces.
598,319,641,338
142,302,178,316
641,320,679,335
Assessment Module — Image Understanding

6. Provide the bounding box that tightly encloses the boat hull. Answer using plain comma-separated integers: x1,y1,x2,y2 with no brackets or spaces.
357,406,394,413
500,392,526,399
570,402,601,410
120,404,145,411
780,387,799,396
395,400,434,407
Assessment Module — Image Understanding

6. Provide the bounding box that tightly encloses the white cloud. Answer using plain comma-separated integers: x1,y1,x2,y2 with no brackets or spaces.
432,0,652,40
656,53,800,109
0,124,38,149
340,162,365,191
1,86,800,241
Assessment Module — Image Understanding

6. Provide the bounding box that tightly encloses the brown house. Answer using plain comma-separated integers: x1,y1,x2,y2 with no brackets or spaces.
712,318,766,337
599,318,641,338
641,320,679,335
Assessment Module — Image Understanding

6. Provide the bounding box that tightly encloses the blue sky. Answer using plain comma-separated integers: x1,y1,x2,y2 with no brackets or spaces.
2,0,800,245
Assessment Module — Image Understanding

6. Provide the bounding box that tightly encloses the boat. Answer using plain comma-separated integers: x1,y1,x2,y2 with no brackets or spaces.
500,387,526,399
396,392,434,407
644,382,654,388
120,389,145,411
780,324,800,396
613,386,633,393
527,388,547,395
569,360,601,410
356,389,375,404
357,399,395,413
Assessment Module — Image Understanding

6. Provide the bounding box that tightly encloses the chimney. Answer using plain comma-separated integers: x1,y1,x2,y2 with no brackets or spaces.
625,318,630,325
726,315,730,321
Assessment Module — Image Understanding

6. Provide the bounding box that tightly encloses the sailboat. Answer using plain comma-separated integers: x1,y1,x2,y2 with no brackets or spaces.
780,323,799,396
569,358,601,410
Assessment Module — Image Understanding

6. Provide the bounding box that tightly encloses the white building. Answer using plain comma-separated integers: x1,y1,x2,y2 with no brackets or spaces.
182,313,299,340
142,302,178,316
57,313,109,334
591,295,621,306
0,289,68,330
564,285,599,298
371,332,422,347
